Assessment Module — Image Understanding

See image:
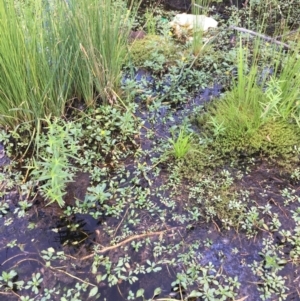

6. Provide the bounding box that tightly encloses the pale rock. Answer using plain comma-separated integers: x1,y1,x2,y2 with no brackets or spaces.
170,13,218,39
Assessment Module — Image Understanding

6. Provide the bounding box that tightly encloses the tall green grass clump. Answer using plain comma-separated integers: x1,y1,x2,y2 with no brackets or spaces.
0,0,140,130
191,0,209,55
207,43,264,145
69,0,138,106
194,39,300,161
0,0,74,129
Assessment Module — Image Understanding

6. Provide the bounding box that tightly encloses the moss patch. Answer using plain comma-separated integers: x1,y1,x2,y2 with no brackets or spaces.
250,120,300,159
180,116,300,181
128,34,181,67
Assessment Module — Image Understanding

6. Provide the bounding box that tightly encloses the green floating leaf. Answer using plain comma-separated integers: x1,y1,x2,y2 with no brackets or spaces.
153,287,162,297
89,286,99,298
188,290,202,297
136,288,145,298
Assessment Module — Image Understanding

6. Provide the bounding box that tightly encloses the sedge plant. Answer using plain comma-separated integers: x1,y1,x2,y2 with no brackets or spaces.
68,0,140,106
0,0,140,131
169,127,193,159
191,0,211,55
0,0,74,129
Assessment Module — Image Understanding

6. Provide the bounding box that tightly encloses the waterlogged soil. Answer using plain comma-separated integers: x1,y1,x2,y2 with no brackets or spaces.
1,167,299,300
0,84,299,301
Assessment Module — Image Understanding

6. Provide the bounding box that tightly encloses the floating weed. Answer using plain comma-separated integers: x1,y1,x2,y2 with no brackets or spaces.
25,273,43,294
0,269,20,290
250,237,289,301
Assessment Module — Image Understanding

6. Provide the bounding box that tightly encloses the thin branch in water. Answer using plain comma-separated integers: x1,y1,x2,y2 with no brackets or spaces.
51,267,96,287
275,29,300,40
229,25,291,50
81,227,179,260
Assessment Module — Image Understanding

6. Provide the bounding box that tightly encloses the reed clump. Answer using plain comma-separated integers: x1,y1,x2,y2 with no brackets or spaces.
0,0,138,130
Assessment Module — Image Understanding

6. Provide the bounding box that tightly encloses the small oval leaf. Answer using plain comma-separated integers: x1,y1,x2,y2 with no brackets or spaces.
188,290,202,297
153,287,162,297
136,288,144,297
89,286,98,298
263,223,269,231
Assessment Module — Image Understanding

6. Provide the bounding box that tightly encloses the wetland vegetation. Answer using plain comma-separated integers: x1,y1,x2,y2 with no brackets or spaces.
0,0,300,300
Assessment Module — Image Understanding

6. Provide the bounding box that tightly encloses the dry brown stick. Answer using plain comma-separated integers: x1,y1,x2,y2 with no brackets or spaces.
81,227,179,261
229,25,291,49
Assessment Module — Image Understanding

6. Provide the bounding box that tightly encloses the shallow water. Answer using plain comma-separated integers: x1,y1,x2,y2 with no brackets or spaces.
0,84,299,300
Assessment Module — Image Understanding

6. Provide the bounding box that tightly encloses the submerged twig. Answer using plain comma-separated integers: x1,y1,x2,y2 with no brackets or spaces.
113,206,130,238
0,290,21,299
81,227,179,260
51,267,96,287
0,252,36,266
275,29,300,40
229,25,291,50
10,258,44,269
5,254,97,287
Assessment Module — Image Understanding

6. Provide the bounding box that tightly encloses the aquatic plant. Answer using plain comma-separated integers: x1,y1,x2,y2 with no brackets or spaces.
69,0,139,106
29,117,81,207
169,127,193,159
0,0,74,129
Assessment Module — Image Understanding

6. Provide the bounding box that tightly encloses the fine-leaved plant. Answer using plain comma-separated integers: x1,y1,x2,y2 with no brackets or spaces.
29,117,81,207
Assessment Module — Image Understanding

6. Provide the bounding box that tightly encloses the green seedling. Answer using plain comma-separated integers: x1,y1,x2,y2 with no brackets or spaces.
169,128,193,159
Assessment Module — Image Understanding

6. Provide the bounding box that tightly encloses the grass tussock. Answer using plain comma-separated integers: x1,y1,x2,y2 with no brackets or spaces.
0,0,73,128
184,40,300,177
0,0,138,129
69,0,136,106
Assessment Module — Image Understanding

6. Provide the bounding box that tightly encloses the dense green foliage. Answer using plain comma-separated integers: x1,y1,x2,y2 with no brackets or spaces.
0,0,137,129
0,0,73,128
0,1,300,300
181,41,300,178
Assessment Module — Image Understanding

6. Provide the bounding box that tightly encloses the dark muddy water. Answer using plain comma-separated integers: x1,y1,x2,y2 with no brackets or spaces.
0,79,299,300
